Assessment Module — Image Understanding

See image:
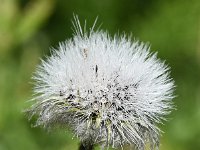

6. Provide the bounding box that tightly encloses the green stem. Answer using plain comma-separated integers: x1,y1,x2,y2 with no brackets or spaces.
79,142,94,150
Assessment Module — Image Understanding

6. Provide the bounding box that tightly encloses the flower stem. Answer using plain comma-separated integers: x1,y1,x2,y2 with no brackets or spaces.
79,142,94,150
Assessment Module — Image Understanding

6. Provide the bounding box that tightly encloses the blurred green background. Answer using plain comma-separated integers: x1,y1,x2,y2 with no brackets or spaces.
0,0,200,150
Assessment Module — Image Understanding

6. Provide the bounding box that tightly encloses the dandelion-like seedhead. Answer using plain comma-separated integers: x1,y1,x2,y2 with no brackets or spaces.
26,17,175,150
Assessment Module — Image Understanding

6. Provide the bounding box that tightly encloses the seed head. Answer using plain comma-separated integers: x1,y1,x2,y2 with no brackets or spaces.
26,16,175,150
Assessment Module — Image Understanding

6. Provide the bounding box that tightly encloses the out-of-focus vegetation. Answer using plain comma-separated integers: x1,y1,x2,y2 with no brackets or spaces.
0,0,200,150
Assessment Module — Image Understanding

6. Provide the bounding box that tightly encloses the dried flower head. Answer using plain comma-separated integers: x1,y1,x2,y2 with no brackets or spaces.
26,16,175,150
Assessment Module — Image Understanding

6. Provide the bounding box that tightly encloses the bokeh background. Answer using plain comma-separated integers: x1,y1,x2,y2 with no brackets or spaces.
0,0,200,150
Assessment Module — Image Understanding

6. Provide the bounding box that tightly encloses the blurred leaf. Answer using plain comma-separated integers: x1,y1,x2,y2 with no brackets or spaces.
16,0,55,43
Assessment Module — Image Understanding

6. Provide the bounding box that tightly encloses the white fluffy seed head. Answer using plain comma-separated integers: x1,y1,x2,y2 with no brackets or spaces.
26,16,175,150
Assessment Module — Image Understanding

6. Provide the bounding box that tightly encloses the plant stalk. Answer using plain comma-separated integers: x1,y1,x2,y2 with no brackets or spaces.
79,142,94,150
